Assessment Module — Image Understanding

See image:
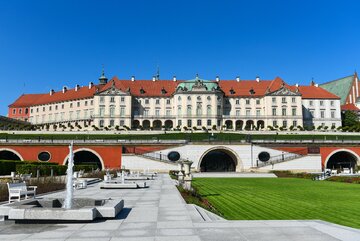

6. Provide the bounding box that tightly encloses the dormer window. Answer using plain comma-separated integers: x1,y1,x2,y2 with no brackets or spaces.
140,87,145,94
161,87,167,95
229,88,235,94
249,88,255,95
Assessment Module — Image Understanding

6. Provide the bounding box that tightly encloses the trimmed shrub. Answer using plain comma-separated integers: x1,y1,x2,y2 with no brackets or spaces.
16,164,67,176
0,160,23,175
74,164,98,172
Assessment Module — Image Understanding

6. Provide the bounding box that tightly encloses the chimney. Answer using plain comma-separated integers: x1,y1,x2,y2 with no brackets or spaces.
62,86,67,93
131,76,135,81
256,76,260,82
236,76,240,82
88,82,94,89
152,76,156,81
216,76,220,82
75,84,80,91
173,75,177,82
49,89,55,96
295,83,299,87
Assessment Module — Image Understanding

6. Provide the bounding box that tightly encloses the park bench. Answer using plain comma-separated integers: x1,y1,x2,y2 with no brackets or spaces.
7,181,37,203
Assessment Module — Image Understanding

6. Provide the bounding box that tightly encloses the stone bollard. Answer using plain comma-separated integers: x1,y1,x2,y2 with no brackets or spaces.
182,160,193,191
177,161,184,172
177,170,184,184
182,160,193,178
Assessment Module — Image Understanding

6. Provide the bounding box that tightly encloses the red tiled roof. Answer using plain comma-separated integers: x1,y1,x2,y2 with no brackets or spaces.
294,86,340,99
341,103,360,111
9,94,46,107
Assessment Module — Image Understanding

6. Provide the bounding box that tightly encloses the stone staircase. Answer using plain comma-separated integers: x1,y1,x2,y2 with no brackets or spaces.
257,148,307,168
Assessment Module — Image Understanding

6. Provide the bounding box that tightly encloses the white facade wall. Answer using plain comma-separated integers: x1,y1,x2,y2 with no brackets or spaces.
258,154,321,172
121,155,177,172
302,99,342,129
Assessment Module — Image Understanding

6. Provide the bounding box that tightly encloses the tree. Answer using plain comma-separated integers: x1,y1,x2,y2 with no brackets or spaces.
343,110,359,127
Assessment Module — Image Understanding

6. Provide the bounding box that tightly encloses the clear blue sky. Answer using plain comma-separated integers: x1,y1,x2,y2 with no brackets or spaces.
1,0,359,115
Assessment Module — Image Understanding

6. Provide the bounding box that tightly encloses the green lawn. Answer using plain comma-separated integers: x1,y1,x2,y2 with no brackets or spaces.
192,178,360,229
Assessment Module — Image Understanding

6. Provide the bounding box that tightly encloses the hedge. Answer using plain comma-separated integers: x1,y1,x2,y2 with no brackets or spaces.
16,164,67,176
74,164,98,172
0,160,23,175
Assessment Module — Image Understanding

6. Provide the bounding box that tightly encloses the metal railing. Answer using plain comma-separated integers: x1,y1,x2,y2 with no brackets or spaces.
129,147,186,164
257,148,307,168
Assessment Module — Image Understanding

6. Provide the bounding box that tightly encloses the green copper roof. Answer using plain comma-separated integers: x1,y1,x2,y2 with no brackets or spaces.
177,78,219,91
320,75,354,105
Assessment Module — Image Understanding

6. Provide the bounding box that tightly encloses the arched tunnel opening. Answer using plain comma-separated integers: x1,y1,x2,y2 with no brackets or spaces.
66,150,103,170
0,150,21,160
326,151,358,170
200,149,237,172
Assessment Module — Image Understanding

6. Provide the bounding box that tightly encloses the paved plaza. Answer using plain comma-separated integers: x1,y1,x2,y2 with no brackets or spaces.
1,174,360,240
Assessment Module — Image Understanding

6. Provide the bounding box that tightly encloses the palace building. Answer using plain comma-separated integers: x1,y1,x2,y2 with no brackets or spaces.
8,71,342,131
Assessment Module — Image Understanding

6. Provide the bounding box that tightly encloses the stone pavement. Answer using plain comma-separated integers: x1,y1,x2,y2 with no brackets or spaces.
1,174,360,241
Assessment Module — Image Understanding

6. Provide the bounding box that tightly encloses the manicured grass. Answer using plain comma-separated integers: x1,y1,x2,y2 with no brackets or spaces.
192,178,360,229
1,132,360,141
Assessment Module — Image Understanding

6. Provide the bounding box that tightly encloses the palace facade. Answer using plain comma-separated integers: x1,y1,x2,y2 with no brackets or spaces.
8,72,342,131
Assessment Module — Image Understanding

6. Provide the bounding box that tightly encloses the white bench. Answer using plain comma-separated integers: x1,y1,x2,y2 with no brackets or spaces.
7,181,37,203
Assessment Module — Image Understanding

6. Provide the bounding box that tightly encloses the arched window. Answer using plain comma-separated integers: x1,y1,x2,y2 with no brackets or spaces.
178,96,181,101
197,96,201,101
109,106,115,117
187,96,191,101
207,105,212,116
187,105,192,115
177,106,182,116
207,96,211,101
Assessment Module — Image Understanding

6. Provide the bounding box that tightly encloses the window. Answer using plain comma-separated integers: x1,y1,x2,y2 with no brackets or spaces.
320,110,325,118
48,114,52,121
155,109,160,116
187,106,192,115
197,96,201,101
330,100,334,106
331,110,335,118
272,97,276,104
166,99,171,105
85,101,88,106
110,97,115,103
292,97,296,103
282,108,286,116
120,107,125,117
246,109,250,116
110,106,115,117
196,105,202,116
225,99,230,104
320,100,324,106
178,120,182,126
224,108,230,116
282,97,286,103
292,108,296,116
273,120,277,127
121,97,125,102
166,109,171,116
36,108,39,113
207,106,212,116
77,102,80,107
236,99,240,105
310,110,314,117
236,109,240,116
293,120,297,127
110,120,115,127
217,96,221,103
207,119,211,126
309,100,313,106
197,119,202,126
49,106,52,111
55,105,58,110
134,108,139,116
60,112,64,121
256,109,260,116
76,110,80,119
207,96,211,101
31,109,33,114
55,113,58,121
120,120,125,126
43,107,45,111
145,99,149,104
332,123,336,128
178,96,181,101
19,109,22,114
322,122,325,127
70,103,73,108
187,96,191,101
90,100,93,105
62,104,64,109
90,110,93,117
187,119,192,127
282,120,287,127
99,120,104,127
272,108,276,116
155,99,160,105
69,111,73,120
256,99,260,105
84,110,88,118
12,109,16,114
99,107,105,117
246,99,250,105
177,106,182,116
100,97,105,103
217,105,221,114
144,109,149,116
